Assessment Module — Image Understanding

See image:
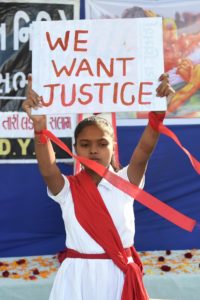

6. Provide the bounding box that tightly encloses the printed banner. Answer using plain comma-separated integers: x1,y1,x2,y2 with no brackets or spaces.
0,112,75,138
0,112,75,162
0,0,80,163
32,18,166,115
0,137,72,163
85,0,200,124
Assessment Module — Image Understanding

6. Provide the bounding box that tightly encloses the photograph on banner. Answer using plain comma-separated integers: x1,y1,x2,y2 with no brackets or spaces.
85,0,200,124
0,112,75,163
32,18,166,115
0,0,80,163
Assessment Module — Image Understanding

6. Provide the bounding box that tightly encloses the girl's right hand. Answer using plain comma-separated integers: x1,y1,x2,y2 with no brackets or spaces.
22,75,46,131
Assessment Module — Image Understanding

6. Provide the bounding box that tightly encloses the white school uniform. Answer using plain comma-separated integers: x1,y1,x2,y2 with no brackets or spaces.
48,166,144,300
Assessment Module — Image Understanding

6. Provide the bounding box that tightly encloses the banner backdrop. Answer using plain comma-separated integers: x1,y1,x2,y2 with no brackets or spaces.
85,0,200,125
0,0,80,163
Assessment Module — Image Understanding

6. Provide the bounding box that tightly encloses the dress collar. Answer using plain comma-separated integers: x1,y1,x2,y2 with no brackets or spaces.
98,165,115,190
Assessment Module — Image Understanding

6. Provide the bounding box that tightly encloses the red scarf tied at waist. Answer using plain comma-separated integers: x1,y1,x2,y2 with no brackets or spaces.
68,170,149,300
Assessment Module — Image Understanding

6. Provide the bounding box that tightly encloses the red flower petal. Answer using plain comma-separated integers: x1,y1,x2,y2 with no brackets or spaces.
2,271,10,277
16,259,26,265
158,256,165,262
184,252,193,259
161,265,171,272
29,275,37,280
33,268,40,275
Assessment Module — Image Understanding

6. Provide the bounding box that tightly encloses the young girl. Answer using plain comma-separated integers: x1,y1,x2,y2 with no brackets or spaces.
23,74,174,300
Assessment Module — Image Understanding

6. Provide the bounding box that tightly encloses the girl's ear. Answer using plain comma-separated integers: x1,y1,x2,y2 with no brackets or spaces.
113,141,117,153
73,144,77,154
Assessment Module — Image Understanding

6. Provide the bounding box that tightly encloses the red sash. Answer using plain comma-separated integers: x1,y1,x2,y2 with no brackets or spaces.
67,170,149,300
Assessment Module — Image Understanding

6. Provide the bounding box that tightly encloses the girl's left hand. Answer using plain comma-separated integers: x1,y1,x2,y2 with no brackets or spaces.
155,73,175,114
156,73,175,98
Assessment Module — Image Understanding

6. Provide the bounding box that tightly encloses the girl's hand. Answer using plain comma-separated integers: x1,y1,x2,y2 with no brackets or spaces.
156,73,175,97
155,73,175,114
22,75,46,131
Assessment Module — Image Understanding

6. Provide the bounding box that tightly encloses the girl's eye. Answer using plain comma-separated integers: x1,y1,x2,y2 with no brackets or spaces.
80,143,89,147
99,142,108,147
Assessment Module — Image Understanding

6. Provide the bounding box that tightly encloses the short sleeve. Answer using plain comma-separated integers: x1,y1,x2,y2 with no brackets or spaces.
47,175,70,205
117,165,145,189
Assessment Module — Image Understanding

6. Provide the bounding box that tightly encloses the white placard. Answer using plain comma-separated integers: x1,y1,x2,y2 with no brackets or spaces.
32,18,166,115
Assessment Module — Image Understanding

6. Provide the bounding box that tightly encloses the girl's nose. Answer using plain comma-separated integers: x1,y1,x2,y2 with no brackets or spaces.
90,144,98,154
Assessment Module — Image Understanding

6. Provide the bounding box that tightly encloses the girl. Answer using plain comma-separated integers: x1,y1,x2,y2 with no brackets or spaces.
23,74,174,300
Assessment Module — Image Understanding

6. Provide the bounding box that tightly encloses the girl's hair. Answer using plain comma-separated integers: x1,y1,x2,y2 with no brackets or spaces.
74,116,120,172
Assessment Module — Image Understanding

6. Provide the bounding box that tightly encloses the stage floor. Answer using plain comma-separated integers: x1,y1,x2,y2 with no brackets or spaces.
0,249,200,300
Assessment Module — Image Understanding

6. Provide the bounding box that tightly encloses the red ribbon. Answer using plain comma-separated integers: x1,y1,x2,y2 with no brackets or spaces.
42,129,197,232
34,130,49,144
148,112,200,175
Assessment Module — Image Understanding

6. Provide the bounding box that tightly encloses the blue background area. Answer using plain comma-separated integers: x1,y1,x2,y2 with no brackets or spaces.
0,125,200,257
118,125,200,251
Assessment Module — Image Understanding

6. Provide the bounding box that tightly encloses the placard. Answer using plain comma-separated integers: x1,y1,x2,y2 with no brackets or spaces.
32,18,166,115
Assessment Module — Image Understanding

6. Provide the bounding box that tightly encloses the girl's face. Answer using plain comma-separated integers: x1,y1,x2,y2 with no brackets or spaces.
75,125,114,168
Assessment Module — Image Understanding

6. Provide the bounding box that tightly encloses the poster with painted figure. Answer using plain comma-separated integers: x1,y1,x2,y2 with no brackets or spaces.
85,0,200,125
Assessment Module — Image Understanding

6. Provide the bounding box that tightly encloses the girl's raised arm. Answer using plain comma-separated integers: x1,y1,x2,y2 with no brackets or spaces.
127,74,175,186
22,75,64,195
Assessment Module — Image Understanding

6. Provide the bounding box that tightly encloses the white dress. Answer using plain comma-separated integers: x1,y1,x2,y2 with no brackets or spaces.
48,166,144,300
